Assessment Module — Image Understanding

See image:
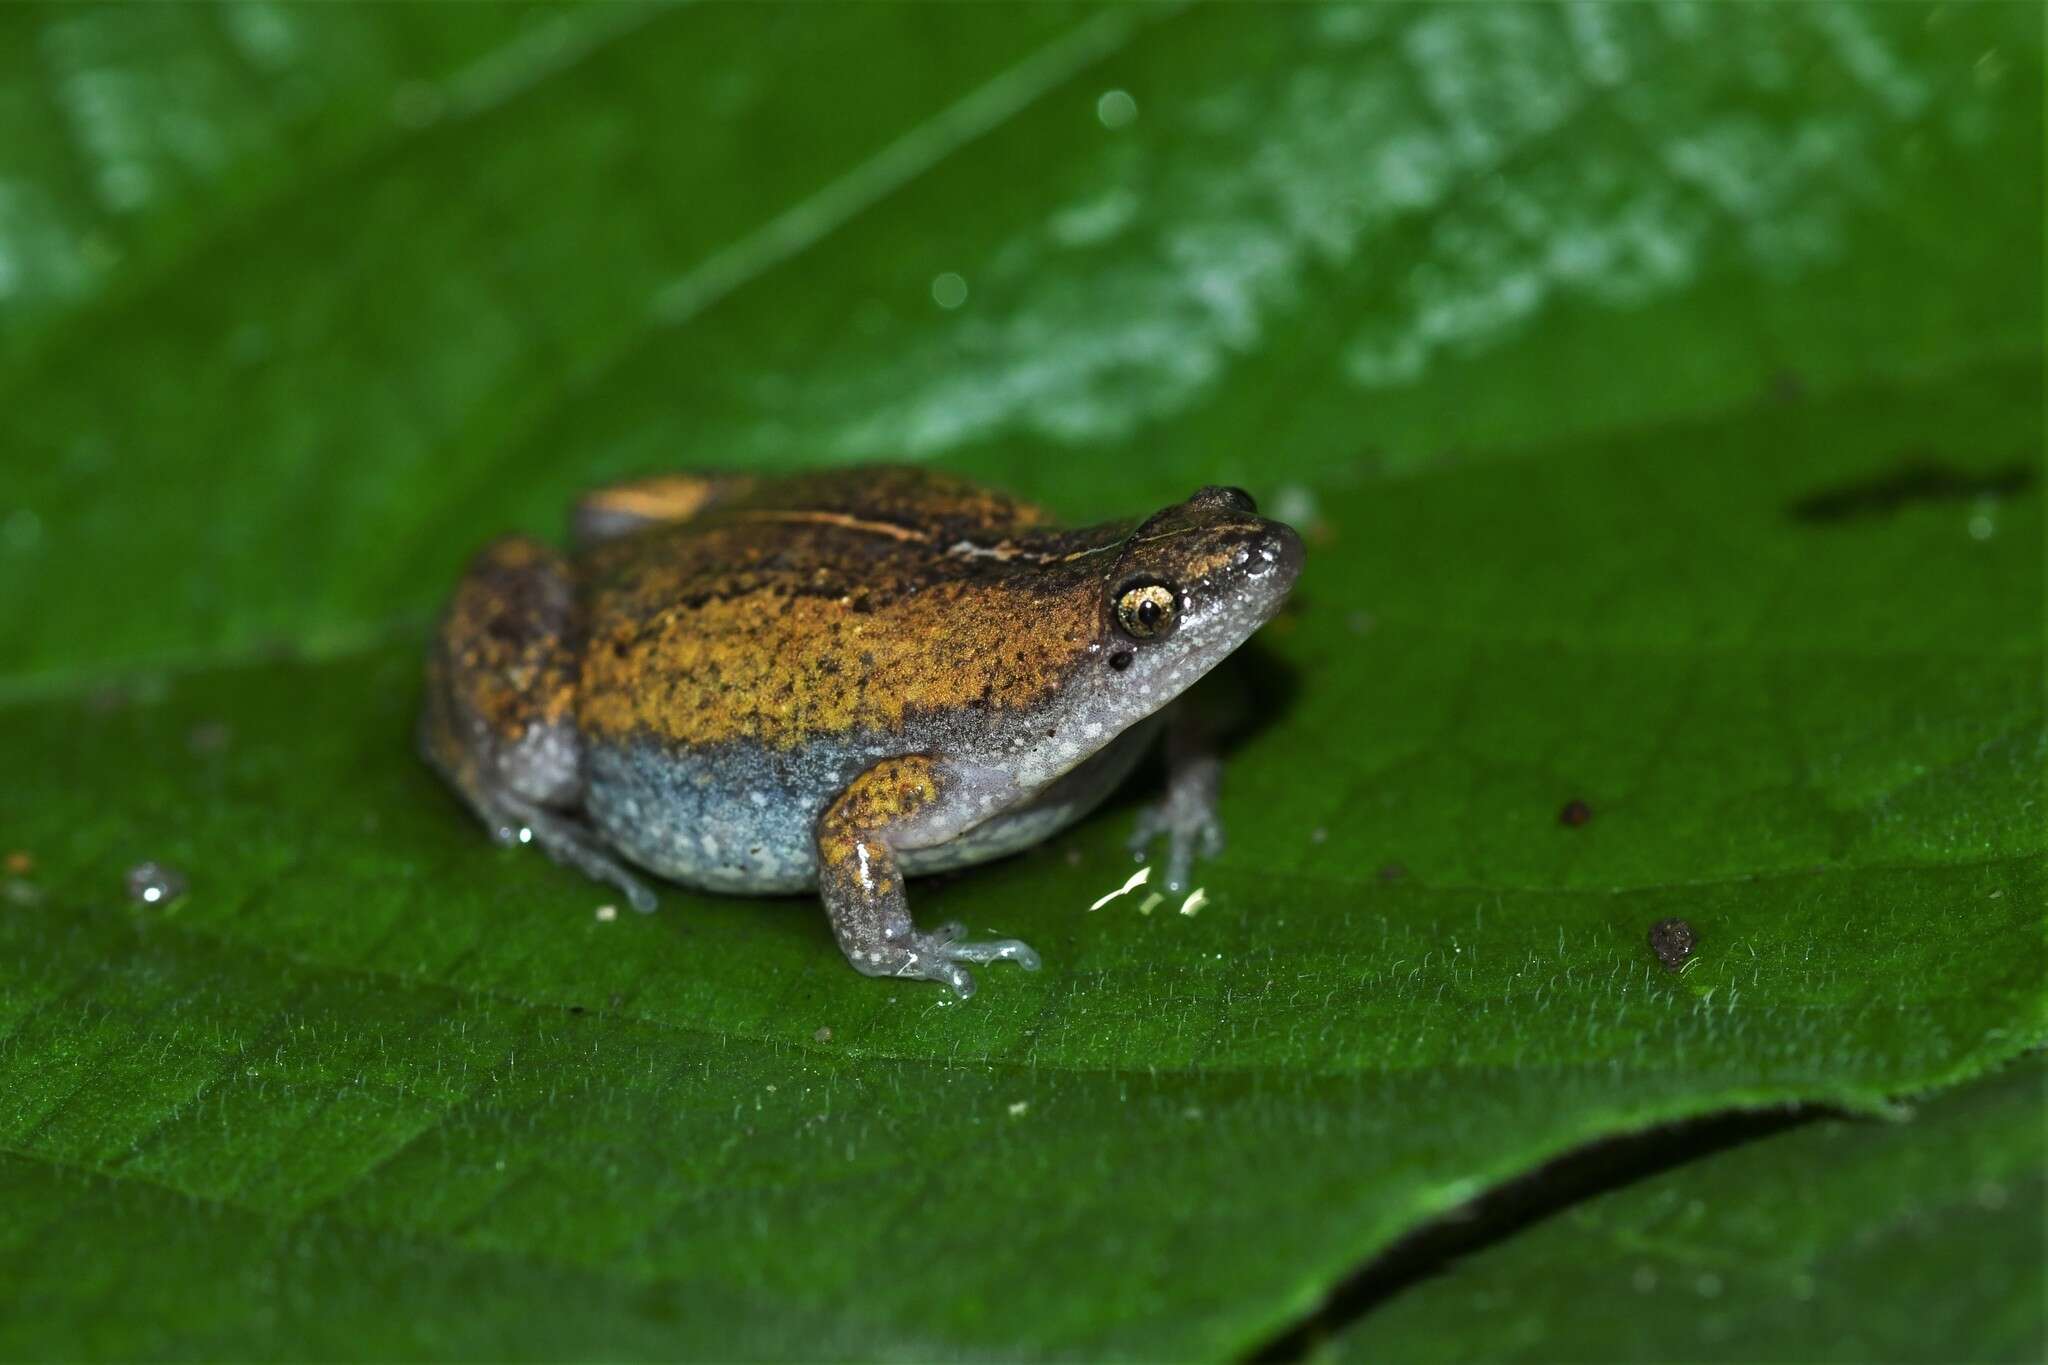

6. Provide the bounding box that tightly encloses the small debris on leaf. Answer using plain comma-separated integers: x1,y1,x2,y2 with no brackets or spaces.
1769,368,1806,404
1136,891,1164,916
4,850,32,876
813,1026,833,1044
185,721,233,755
1007,1100,1029,1118
1649,917,1696,972
1559,798,1593,827
1377,862,1407,882
1178,887,1209,917
594,903,618,922
1089,865,1150,911
125,861,186,907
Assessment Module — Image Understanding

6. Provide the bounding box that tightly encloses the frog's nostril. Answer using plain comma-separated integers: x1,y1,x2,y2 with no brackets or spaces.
1245,523,1304,581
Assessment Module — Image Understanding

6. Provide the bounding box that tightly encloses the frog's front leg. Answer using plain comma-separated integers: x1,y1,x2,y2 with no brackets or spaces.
816,757,1040,998
420,536,657,913
1127,701,1226,893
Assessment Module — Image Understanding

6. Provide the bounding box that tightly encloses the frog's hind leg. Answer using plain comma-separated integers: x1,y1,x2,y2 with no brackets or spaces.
419,536,657,912
815,757,1040,998
571,473,755,547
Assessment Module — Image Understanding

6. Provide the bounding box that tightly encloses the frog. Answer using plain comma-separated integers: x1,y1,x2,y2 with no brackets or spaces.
419,466,1303,997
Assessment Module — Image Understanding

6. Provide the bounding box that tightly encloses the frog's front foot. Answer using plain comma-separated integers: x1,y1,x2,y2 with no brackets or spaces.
854,921,1041,998
1128,750,1224,892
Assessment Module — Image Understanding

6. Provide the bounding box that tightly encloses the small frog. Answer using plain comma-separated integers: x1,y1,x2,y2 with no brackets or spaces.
420,467,1302,996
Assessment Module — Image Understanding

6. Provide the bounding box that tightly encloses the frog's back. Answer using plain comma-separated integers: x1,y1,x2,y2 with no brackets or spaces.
574,466,1124,754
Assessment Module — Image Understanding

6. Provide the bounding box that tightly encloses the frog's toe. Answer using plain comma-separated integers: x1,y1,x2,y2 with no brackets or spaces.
883,944,976,998
1129,805,1225,892
942,936,1041,970
864,929,1040,998
502,798,659,913
1170,817,1226,892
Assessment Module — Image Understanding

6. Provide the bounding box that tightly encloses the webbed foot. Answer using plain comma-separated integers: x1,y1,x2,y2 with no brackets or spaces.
494,795,659,914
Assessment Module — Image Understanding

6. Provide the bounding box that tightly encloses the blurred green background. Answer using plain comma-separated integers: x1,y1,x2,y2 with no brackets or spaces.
0,3,2041,1359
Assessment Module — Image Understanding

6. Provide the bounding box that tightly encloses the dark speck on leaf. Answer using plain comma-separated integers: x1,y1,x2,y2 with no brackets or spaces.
1377,862,1407,882
1649,917,1696,972
1559,799,1592,827
569,1005,587,1016
186,721,232,755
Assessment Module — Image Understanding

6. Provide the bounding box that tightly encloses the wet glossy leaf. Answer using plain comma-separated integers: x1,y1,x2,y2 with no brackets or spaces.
1,3,2041,1359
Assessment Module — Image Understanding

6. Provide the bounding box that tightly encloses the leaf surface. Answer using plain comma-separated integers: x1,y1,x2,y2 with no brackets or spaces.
0,3,2041,1358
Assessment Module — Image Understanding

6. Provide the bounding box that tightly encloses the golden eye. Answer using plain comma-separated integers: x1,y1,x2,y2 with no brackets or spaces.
1115,582,1179,640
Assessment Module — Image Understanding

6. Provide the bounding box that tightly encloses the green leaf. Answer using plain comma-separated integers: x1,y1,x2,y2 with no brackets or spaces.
1,3,2041,1358
1318,1055,2048,1363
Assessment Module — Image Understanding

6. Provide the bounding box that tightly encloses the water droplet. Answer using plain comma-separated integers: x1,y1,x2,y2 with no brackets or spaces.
1096,88,1138,130
125,861,187,907
1968,512,1995,540
930,272,968,310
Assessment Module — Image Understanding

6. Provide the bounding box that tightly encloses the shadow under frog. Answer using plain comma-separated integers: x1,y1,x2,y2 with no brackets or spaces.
420,466,1303,997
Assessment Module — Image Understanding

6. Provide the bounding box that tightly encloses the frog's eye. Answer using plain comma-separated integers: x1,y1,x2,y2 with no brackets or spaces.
1114,581,1180,641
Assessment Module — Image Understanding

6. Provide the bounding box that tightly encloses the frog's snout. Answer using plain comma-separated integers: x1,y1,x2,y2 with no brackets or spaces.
1246,520,1305,586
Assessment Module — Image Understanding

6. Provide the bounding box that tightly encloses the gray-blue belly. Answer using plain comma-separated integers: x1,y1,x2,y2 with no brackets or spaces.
581,727,1152,896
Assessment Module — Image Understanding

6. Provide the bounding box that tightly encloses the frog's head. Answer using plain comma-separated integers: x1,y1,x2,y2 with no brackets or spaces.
1092,485,1303,712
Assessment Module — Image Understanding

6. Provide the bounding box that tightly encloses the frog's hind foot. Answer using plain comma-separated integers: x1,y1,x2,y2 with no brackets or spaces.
493,794,659,915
